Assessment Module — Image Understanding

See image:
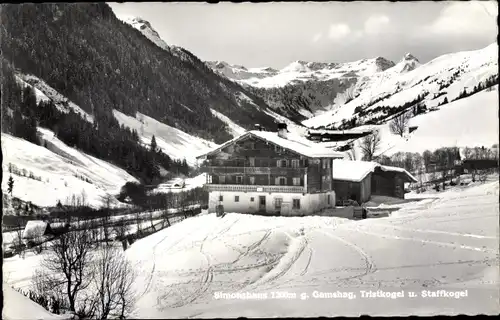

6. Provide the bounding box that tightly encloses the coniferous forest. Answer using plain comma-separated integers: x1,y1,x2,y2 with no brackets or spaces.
1,60,188,184
0,3,279,145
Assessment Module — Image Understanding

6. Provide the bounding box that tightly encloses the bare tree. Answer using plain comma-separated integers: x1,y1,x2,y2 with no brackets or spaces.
14,222,26,259
422,150,433,173
135,210,142,236
113,218,130,241
36,229,94,315
360,130,382,161
463,147,473,160
91,243,137,319
416,168,425,193
389,111,412,137
102,194,115,243
345,142,358,161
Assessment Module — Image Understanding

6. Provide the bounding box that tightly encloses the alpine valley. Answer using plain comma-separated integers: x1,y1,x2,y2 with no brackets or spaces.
1,3,498,208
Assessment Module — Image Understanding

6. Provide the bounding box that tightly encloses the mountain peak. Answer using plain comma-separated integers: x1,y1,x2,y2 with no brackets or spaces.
121,16,169,51
373,56,396,71
402,53,419,62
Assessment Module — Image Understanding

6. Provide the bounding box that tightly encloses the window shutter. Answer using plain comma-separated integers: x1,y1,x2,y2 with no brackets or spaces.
275,177,279,185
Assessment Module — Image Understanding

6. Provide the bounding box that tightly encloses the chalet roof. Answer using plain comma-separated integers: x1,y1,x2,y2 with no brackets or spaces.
331,160,417,183
196,130,346,159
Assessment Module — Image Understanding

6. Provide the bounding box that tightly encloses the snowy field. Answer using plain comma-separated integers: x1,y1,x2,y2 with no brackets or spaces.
1,129,138,209
2,286,72,320
123,178,498,317
3,179,499,317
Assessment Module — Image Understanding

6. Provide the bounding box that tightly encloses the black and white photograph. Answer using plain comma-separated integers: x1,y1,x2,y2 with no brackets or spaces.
1,1,499,319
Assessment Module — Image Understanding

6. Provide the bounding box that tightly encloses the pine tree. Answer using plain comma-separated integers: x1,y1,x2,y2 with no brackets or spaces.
151,135,157,153
8,175,14,195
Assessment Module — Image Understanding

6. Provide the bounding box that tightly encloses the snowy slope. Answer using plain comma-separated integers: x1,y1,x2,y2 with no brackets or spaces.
120,178,498,318
210,109,246,137
3,179,499,317
207,57,395,88
2,285,72,320
113,109,218,166
16,74,93,123
1,129,138,208
304,43,498,128
342,86,499,157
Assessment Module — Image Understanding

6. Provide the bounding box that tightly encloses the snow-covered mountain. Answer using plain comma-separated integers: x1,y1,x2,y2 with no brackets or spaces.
120,16,188,61
304,43,498,129
207,57,395,88
205,61,279,81
120,15,302,130
207,44,497,126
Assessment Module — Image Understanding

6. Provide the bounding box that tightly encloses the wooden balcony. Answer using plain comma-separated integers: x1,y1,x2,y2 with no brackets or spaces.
202,166,307,175
205,184,306,193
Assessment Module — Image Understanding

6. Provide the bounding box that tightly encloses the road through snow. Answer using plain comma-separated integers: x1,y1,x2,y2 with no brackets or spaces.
124,180,499,318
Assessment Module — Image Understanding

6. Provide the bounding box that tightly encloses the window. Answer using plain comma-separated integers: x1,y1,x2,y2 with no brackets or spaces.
250,142,256,150
236,176,243,184
249,176,255,185
291,159,300,168
219,195,223,202
235,196,239,202
293,199,301,209
293,177,301,186
249,157,255,167
279,177,286,186
275,198,283,210
328,194,331,205
250,197,254,202
219,176,226,184
207,175,213,184
277,159,288,168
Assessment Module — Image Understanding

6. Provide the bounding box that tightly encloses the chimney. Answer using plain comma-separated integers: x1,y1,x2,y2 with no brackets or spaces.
277,122,288,139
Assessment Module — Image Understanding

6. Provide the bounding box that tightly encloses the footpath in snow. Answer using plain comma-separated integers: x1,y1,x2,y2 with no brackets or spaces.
122,179,499,318
3,179,499,318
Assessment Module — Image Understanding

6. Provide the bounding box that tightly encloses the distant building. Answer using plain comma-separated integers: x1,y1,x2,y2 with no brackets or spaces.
196,124,345,216
22,220,69,241
332,160,417,204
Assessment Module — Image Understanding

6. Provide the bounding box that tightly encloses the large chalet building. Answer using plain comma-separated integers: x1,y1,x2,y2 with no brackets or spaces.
196,124,345,216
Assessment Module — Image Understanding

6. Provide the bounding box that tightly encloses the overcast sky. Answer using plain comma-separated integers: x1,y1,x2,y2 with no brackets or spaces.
108,1,498,69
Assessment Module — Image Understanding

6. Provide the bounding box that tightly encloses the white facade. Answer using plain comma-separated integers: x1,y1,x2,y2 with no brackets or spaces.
208,190,335,216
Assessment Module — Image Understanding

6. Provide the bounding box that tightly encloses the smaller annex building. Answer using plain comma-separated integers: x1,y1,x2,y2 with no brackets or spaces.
331,160,417,204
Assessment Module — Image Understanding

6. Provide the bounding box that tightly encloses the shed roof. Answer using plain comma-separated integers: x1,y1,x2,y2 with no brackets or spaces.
22,220,48,239
331,160,417,183
197,130,345,159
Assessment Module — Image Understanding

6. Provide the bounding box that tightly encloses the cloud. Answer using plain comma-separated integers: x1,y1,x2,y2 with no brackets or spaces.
328,23,351,41
426,1,498,37
364,15,390,34
312,33,323,43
